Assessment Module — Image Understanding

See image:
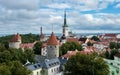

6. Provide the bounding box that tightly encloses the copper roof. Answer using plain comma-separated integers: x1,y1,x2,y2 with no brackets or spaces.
47,32,58,45
10,33,21,42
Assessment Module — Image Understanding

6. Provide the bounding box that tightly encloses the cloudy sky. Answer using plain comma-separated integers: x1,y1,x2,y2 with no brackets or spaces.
0,0,120,34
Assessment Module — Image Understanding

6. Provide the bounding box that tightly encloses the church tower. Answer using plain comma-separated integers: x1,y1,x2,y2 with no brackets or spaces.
47,32,59,59
63,11,69,37
40,27,47,42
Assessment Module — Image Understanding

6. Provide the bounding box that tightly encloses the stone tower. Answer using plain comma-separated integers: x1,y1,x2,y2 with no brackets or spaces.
9,33,21,49
47,32,59,59
63,11,69,37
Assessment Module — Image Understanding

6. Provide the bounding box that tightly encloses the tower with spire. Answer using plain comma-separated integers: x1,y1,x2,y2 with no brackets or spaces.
63,10,69,37
40,27,47,42
47,32,59,59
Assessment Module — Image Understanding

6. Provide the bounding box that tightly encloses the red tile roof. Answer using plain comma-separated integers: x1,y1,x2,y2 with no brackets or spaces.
67,38,79,43
62,50,79,58
104,34,117,37
62,49,94,58
47,32,59,45
10,33,21,42
20,43,35,49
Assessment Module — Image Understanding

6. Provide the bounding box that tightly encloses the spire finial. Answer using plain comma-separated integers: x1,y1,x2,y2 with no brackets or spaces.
64,10,66,25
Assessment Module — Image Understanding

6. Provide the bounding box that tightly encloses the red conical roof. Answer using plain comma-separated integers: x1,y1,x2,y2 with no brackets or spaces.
47,32,58,45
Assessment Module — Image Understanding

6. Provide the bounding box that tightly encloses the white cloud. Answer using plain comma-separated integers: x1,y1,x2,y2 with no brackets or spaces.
47,3,71,9
115,3,120,8
0,0,40,10
0,0,120,34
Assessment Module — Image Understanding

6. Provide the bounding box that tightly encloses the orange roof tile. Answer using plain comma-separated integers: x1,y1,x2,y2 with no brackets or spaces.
67,38,79,43
47,32,58,45
10,33,21,42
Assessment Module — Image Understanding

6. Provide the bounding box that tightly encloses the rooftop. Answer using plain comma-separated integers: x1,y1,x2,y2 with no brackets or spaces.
47,32,59,45
10,33,21,42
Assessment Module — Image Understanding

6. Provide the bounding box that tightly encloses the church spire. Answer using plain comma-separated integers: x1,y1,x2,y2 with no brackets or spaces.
64,10,68,27
40,27,42,35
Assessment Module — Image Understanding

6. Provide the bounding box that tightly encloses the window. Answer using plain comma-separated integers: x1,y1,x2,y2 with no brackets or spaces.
57,67,59,71
51,69,53,72
37,72,39,75
50,46,52,48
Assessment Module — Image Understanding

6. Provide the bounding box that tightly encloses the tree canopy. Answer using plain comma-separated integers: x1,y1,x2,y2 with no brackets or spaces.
0,33,39,49
33,42,43,55
3,48,34,64
21,33,39,43
0,46,34,75
91,36,100,41
87,41,93,46
60,42,83,56
0,61,31,75
109,42,120,49
65,53,109,75
105,49,119,60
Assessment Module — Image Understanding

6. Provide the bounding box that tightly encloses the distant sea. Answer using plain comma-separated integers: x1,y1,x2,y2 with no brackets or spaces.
0,34,10,37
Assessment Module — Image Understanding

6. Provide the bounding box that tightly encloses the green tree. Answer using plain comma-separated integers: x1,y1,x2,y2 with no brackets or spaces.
24,49,35,63
60,42,82,55
33,42,42,55
0,64,11,75
91,36,99,41
0,50,12,63
65,53,109,75
116,43,120,49
0,44,6,52
8,61,31,75
0,33,39,45
109,42,116,49
87,41,93,46
105,50,110,59
8,48,27,64
109,49,118,60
